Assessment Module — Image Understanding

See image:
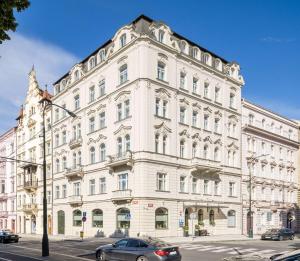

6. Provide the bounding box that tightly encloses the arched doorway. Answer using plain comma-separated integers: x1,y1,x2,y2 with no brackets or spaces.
31,215,36,234
57,211,65,235
116,208,130,235
287,212,293,229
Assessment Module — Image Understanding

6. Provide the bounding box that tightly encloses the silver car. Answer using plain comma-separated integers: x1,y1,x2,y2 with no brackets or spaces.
95,237,181,261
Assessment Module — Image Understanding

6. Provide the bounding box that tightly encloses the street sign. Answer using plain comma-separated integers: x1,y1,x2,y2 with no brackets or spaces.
82,216,87,222
83,211,87,217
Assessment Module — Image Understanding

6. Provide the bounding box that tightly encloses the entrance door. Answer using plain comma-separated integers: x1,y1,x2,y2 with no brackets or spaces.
287,212,292,229
247,211,253,235
11,219,15,233
57,211,65,235
31,215,36,234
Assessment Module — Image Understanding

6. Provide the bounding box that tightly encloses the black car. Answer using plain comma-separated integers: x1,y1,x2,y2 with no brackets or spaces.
96,237,181,261
0,230,19,243
261,228,294,241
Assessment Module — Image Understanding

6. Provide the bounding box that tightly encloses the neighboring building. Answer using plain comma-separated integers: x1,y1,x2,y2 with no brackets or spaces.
15,68,52,234
0,127,17,232
51,15,244,237
242,100,299,235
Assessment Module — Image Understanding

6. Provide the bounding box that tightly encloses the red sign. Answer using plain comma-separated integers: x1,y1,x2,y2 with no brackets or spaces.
82,216,87,222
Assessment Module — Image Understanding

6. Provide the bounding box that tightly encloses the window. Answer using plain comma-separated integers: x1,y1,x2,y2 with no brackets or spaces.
158,30,164,43
89,179,95,195
90,147,95,164
162,100,167,117
55,186,60,199
162,135,167,154
62,156,67,170
204,180,209,194
214,181,220,195
92,209,103,228
227,210,236,227
117,103,122,121
192,78,198,93
47,191,51,203
99,112,105,129
99,79,105,97
155,208,168,229
61,104,66,118
262,119,265,129
204,115,209,130
99,143,106,162
99,177,106,193
179,107,186,124
204,82,209,98
157,173,167,191
56,159,60,173
192,178,197,193
120,34,126,47
155,98,160,116
119,64,128,84
74,95,80,110
155,134,159,153
124,100,130,118
157,62,165,81
99,50,105,62
209,210,215,225
117,137,122,156
55,134,59,147
248,114,254,125
198,209,204,223
89,117,95,133
180,176,186,192
192,111,198,127
192,142,197,158
118,173,128,190
55,108,59,122
229,182,235,196
62,131,66,144
215,87,220,102
204,145,209,159
180,72,186,89
192,48,198,59
89,86,95,103
125,135,130,151
214,118,220,133
89,57,95,69
229,93,235,108
73,210,82,227
179,140,185,158
62,185,67,198
73,182,81,196
72,153,77,168
214,147,219,161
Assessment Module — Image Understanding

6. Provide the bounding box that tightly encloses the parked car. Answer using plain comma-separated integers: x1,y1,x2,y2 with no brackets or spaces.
261,228,294,241
270,249,300,260
0,230,19,243
95,237,181,261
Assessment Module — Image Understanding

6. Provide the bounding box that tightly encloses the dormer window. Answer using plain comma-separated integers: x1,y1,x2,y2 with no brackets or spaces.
99,50,105,62
89,57,95,70
158,30,164,43
202,53,209,64
74,70,79,81
181,41,186,53
192,48,198,59
120,34,126,48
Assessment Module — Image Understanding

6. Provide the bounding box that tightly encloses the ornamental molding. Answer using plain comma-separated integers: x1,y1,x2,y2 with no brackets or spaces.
87,109,96,116
155,88,171,98
191,133,202,141
54,149,68,157
203,136,213,144
192,102,201,110
179,98,189,106
154,122,172,134
179,129,190,138
87,134,107,145
114,90,131,102
96,104,106,112
114,124,132,135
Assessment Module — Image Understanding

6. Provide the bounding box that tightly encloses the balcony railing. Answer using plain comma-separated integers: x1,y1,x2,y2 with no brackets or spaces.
106,151,133,171
190,157,221,174
19,158,38,169
111,189,132,203
64,166,84,180
67,195,83,206
22,203,37,213
69,137,83,149
23,180,38,191
0,211,8,218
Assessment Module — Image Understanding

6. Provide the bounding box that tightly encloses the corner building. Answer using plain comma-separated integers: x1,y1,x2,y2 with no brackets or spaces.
52,15,244,237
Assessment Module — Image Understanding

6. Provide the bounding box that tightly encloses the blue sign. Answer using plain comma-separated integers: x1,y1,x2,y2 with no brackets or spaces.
83,211,87,217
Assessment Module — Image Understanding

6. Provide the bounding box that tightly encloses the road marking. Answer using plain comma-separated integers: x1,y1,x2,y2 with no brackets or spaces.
0,251,43,261
236,248,258,253
256,249,276,254
197,246,227,252
0,257,12,261
212,248,237,253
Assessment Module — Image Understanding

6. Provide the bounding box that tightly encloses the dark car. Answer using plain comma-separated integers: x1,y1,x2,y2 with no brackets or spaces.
0,230,19,243
261,228,294,241
271,249,300,260
95,237,181,261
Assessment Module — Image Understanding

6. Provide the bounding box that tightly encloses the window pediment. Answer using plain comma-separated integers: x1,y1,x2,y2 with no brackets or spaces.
179,98,189,106
54,149,68,157
227,142,239,150
179,129,190,138
114,90,131,102
96,104,106,112
214,139,222,146
155,88,171,99
203,106,212,114
192,102,201,110
203,136,213,144
214,110,222,118
114,124,132,136
191,133,202,141
87,134,107,145
87,109,96,116
154,122,172,134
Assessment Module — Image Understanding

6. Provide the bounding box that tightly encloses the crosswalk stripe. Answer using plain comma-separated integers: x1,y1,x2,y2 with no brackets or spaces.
182,245,213,250
212,248,237,253
256,249,276,254
197,246,227,252
237,248,258,253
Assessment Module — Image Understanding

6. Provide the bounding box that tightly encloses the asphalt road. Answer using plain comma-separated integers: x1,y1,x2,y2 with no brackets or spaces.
0,237,298,261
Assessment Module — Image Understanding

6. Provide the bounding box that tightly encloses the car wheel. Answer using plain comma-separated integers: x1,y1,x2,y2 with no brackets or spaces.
290,235,294,240
14,239,19,243
279,235,283,241
96,250,105,261
136,256,148,261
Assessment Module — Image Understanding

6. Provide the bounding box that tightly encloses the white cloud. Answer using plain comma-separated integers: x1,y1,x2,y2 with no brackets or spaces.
0,33,78,133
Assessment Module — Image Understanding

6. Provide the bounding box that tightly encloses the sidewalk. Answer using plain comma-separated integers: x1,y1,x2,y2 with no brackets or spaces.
19,233,82,241
158,234,261,244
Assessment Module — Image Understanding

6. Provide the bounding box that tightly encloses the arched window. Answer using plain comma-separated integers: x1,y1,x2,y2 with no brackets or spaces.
56,159,60,173
117,137,123,156
192,142,197,158
209,210,215,225
72,153,77,169
155,208,168,229
100,143,106,162
157,61,165,81
180,140,185,158
73,210,82,227
155,134,159,153
99,50,105,62
248,114,254,125
74,70,79,81
62,156,67,170
89,57,95,69
214,147,219,161
198,209,204,223
90,147,95,164
120,33,127,47
119,64,128,84
204,145,209,159
78,151,82,166
227,210,236,227
92,209,103,228
162,135,167,154
116,208,130,229
125,135,130,151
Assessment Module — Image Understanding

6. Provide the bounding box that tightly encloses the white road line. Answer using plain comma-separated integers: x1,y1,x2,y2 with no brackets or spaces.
0,257,12,261
227,248,244,255
197,246,226,252
212,248,237,253
256,249,276,254
181,244,213,250
236,248,258,253
0,251,43,261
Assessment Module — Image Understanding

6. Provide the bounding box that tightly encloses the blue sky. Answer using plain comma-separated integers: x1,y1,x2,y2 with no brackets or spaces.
0,0,299,133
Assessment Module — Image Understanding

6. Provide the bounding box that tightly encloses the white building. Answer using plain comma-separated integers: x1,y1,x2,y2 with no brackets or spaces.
15,68,53,235
242,99,299,235
0,127,17,232
51,15,244,238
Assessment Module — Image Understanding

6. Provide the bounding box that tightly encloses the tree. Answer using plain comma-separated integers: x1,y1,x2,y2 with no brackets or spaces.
0,0,30,44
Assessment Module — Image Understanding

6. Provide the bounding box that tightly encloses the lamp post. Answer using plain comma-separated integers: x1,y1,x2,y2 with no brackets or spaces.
40,92,76,257
248,153,269,238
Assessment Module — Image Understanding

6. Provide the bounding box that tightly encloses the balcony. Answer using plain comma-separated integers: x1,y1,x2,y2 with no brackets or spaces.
68,195,83,207
22,203,37,214
69,137,83,149
0,211,8,218
23,181,38,192
106,151,133,171
19,158,38,169
190,157,221,175
111,189,132,203
64,166,84,181
0,194,8,201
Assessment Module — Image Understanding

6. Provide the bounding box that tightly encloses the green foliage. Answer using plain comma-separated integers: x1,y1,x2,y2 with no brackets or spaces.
0,0,30,43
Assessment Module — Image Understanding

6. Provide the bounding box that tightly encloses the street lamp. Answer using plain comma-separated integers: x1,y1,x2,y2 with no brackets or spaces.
40,90,76,257
247,153,269,238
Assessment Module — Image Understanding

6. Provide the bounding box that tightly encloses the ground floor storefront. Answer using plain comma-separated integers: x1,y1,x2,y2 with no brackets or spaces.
0,216,16,232
50,199,242,238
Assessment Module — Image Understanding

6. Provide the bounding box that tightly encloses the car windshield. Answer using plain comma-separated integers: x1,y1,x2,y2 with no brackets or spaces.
267,229,280,233
143,237,172,247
